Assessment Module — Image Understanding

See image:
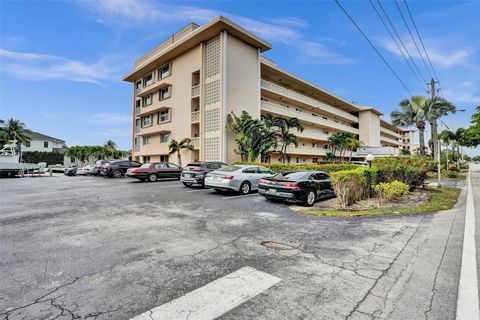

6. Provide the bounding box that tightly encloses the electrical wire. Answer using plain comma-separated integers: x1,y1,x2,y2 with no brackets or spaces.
334,0,413,96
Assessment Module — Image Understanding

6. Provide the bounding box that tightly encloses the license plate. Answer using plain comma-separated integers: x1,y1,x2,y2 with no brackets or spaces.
268,189,277,194
184,173,192,178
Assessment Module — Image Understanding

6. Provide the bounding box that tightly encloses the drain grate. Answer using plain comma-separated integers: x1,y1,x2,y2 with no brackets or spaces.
260,241,298,251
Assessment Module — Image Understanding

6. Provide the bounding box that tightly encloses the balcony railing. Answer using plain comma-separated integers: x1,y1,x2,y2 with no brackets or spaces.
380,136,401,146
261,79,358,123
261,101,359,135
191,85,200,97
191,111,200,123
191,137,200,149
380,127,402,139
293,128,330,141
285,145,329,156
135,106,141,116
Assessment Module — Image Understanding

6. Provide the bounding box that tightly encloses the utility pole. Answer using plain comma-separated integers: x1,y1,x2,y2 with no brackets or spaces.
428,78,442,187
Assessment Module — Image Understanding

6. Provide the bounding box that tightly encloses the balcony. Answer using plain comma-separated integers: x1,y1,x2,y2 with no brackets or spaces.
191,111,200,123
380,127,402,139
261,79,358,123
285,146,329,156
191,85,200,98
293,128,330,141
261,101,359,135
380,135,401,146
191,137,200,149
136,81,170,97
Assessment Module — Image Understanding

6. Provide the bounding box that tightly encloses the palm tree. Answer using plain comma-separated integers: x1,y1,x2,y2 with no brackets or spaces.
424,97,456,160
328,132,351,161
169,138,194,167
103,140,117,150
391,96,428,156
262,114,303,163
0,118,32,145
345,136,362,162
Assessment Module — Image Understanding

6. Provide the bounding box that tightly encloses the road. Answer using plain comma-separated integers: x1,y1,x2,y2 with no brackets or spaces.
0,169,474,320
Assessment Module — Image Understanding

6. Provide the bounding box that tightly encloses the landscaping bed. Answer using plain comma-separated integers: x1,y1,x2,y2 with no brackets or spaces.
296,187,461,217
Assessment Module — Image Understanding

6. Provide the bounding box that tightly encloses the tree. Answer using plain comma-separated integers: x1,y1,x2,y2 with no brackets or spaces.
0,118,32,145
400,149,411,156
391,96,428,156
168,138,194,167
345,136,362,162
439,129,455,165
275,117,303,163
465,106,480,147
424,97,456,160
103,140,117,150
328,132,351,161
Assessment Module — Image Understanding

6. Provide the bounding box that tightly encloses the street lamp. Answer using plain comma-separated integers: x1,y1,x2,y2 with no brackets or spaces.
366,154,375,168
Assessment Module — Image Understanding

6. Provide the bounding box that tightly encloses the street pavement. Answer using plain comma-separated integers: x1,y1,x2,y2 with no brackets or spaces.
0,169,474,319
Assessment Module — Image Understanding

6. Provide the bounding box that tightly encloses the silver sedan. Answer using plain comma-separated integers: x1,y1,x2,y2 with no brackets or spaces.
204,165,274,194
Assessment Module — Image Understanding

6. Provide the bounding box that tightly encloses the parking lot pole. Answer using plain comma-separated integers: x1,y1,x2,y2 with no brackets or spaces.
49,166,52,176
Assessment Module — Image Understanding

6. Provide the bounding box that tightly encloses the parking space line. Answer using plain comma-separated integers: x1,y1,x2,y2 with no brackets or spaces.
186,188,213,193
221,193,258,200
129,266,281,320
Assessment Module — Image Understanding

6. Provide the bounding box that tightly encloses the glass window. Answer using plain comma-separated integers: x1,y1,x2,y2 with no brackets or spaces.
160,133,170,143
142,95,152,107
143,156,150,163
218,165,241,172
25,141,31,147
143,73,154,87
142,115,152,127
143,136,150,145
159,86,171,101
273,171,307,181
159,110,170,123
140,163,153,168
258,167,271,173
167,163,179,169
160,155,169,162
243,167,258,173
158,63,171,79
136,81,141,89
44,141,48,148
155,163,168,169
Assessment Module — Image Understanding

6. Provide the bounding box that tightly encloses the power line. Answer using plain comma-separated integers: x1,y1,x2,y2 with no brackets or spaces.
369,0,425,90
394,0,434,81
375,0,428,85
402,0,445,97
334,0,413,96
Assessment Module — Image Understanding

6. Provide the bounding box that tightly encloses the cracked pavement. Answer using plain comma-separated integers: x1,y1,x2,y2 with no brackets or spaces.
0,174,468,319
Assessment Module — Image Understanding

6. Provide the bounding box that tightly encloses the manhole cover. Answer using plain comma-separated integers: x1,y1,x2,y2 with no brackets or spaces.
260,241,298,251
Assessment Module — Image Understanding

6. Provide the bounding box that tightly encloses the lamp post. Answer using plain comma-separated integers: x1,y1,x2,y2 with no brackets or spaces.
366,154,375,168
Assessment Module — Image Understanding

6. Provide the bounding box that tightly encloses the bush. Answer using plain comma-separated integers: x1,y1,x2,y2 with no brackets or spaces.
446,170,459,178
21,151,64,166
373,157,428,188
374,181,409,202
233,162,359,174
330,167,378,208
448,163,458,171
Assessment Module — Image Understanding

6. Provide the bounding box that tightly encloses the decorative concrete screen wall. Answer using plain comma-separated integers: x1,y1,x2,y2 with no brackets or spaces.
203,35,223,161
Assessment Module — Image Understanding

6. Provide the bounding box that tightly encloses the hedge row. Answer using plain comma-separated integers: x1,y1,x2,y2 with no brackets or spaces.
330,167,378,208
21,151,64,166
233,162,360,173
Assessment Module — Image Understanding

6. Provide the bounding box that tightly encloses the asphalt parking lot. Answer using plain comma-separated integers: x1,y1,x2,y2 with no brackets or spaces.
0,174,469,320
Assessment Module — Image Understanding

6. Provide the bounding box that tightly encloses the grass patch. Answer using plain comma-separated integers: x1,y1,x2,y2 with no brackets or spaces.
298,187,461,217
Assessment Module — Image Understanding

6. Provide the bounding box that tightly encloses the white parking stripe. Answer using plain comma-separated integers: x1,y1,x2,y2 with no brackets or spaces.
129,266,281,320
456,167,479,320
221,193,258,200
186,188,212,193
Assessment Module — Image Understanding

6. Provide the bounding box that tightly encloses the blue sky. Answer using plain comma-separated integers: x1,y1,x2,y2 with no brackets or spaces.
1,0,479,155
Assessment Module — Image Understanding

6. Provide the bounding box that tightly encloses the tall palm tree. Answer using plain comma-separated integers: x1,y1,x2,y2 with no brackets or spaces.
424,97,456,160
0,118,32,145
103,140,117,150
262,114,303,163
328,132,351,161
391,96,428,156
345,136,362,162
169,138,194,167
439,129,454,167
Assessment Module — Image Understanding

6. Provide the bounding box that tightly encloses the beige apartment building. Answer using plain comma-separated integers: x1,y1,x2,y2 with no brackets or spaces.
123,16,414,164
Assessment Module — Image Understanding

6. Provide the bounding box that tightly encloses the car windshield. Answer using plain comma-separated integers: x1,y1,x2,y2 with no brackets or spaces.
216,165,241,172
273,171,307,181
140,164,152,168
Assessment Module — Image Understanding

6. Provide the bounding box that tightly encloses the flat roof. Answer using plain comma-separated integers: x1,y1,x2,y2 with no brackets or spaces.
123,16,272,82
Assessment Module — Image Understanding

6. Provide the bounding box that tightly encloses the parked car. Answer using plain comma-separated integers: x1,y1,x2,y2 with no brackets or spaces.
76,164,95,176
93,159,112,176
258,171,335,206
126,162,182,182
101,160,142,178
205,165,274,194
180,161,228,187
64,166,77,176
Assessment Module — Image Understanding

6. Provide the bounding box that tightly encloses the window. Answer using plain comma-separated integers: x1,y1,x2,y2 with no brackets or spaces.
159,86,171,101
258,167,272,174
142,115,152,127
155,163,168,169
243,167,258,174
25,141,31,147
134,137,140,146
44,141,49,148
160,133,170,143
135,100,141,114
312,157,318,163
323,130,329,135
143,156,150,163
167,163,179,169
135,119,140,133
160,155,169,162
143,136,151,145
143,73,154,87
158,109,170,123
142,95,152,107
158,63,171,79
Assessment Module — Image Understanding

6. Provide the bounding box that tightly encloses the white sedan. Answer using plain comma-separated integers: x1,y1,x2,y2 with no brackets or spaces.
205,165,274,194
77,165,95,175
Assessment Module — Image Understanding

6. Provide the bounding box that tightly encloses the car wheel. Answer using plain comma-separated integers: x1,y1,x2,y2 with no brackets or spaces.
239,181,251,195
183,182,193,187
304,190,316,207
112,170,122,178
148,174,158,182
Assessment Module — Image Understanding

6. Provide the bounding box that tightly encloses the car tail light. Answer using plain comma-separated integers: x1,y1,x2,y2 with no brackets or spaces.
192,168,204,172
259,179,270,184
131,168,138,173
223,175,234,180
280,182,299,188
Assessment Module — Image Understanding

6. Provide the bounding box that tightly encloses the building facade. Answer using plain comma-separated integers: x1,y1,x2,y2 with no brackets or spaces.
124,16,412,164
22,131,66,153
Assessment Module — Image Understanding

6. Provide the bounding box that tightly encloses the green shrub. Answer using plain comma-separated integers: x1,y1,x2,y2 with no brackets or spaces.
374,180,409,201
373,157,428,188
448,163,458,171
233,162,359,174
21,151,64,166
330,167,378,208
446,171,459,178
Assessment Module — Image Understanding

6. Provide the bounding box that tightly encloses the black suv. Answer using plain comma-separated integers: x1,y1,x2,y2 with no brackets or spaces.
101,160,142,178
180,161,227,187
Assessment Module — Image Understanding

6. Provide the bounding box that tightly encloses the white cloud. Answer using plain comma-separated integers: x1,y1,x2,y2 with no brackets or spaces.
78,0,352,64
81,113,131,125
0,49,126,84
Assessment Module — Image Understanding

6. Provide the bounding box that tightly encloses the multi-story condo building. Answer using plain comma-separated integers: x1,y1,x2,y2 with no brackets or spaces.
124,16,411,164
